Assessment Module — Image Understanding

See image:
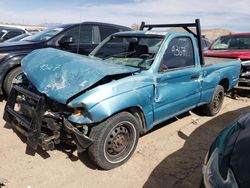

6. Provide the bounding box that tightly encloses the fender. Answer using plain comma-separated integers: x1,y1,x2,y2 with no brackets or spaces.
68,85,155,129
201,62,240,104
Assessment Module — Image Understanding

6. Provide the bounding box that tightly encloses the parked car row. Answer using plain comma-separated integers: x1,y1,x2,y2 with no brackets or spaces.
0,22,132,95
0,26,26,42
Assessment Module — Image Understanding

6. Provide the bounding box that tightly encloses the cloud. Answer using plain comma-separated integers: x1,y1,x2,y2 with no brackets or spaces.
0,0,249,31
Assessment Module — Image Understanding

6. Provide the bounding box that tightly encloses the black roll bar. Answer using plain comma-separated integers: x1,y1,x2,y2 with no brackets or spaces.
139,19,204,65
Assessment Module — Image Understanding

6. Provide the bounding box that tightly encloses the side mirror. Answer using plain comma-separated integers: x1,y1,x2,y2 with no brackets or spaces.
59,36,74,46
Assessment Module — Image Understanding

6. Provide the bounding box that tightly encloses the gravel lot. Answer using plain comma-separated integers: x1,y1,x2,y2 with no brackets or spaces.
0,95,249,188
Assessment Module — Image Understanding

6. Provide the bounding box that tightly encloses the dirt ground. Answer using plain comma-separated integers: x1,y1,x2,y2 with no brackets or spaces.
0,95,249,188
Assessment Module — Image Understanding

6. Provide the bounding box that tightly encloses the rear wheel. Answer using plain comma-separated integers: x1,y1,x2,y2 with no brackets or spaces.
203,85,224,116
88,111,139,170
3,67,22,96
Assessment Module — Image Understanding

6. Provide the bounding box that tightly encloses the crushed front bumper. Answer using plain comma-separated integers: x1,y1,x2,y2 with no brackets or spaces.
3,85,93,151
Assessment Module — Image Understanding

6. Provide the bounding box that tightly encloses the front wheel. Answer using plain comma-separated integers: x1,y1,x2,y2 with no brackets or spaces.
88,112,139,170
3,67,22,96
203,85,225,116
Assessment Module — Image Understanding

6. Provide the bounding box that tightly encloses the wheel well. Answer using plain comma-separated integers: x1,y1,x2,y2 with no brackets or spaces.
2,64,21,95
126,107,147,135
218,78,229,92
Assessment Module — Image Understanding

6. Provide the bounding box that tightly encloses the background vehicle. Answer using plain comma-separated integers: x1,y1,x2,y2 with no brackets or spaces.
4,33,32,42
204,33,250,90
201,37,211,50
0,26,26,42
4,19,241,170
0,22,132,95
203,111,250,188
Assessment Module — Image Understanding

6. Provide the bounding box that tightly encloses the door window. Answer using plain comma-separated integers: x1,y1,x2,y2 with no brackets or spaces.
79,26,93,43
63,25,94,44
159,37,194,72
99,26,120,41
3,30,23,40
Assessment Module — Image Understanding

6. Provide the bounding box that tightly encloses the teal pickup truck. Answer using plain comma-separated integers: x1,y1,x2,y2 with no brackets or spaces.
4,19,241,169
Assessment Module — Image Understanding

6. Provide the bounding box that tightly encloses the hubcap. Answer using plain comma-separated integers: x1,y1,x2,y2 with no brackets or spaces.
106,125,129,155
104,121,136,163
213,92,223,112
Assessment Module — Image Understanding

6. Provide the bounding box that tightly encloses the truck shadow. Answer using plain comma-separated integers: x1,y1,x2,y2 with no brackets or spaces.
3,96,249,172
143,106,250,188
0,96,5,102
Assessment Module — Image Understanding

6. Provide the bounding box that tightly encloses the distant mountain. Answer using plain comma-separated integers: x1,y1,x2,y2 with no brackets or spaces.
38,23,63,28
167,28,232,41
202,28,232,41
0,23,46,31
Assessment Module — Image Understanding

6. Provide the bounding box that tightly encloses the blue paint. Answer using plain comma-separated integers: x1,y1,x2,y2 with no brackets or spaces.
21,48,139,104
21,31,241,132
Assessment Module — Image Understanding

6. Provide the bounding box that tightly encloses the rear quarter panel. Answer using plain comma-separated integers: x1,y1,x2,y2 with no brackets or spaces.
201,60,241,104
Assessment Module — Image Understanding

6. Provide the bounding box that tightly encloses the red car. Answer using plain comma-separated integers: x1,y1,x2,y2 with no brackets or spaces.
204,33,250,90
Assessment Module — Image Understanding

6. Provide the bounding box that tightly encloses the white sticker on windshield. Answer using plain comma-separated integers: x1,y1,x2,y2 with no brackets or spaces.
171,45,188,56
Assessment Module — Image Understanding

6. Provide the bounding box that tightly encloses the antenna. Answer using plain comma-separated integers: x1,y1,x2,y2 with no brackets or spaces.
77,13,82,54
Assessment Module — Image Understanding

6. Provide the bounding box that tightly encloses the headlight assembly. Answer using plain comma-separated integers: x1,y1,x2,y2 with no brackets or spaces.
72,107,86,117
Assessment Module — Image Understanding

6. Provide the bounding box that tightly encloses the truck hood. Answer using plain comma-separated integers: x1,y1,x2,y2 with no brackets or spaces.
204,49,250,60
21,48,139,104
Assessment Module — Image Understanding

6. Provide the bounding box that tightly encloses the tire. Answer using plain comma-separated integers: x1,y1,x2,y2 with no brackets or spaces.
88,111,139,170
3,67,22,96
203,85,224,116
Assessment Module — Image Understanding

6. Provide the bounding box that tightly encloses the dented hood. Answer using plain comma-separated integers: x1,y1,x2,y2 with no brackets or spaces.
21,48,139,104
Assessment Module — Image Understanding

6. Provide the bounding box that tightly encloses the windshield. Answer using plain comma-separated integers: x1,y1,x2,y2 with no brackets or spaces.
91,35,164,69
210,35,250,50
24,26,67,42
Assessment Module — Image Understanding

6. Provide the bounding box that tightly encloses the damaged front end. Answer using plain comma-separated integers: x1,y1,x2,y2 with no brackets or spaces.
3,48,142,152
3,80,93,151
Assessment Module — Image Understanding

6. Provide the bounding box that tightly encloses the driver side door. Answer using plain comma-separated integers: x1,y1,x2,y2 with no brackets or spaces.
153,36,202,125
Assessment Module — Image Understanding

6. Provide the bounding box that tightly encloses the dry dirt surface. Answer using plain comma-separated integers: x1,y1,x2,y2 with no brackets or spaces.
0,96,250,188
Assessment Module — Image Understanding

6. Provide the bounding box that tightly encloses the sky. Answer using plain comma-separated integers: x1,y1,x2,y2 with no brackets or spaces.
0,0,249,32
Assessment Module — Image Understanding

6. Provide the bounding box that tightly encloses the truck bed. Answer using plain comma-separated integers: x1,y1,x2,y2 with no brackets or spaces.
204,57,238,65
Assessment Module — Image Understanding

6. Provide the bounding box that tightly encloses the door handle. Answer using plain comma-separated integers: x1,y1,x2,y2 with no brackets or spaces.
191,74,199,80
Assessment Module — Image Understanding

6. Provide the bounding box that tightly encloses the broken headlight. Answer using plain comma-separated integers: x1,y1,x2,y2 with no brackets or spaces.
72,107,87,117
